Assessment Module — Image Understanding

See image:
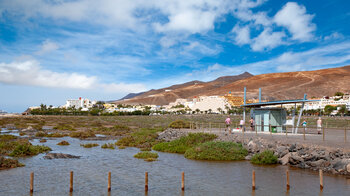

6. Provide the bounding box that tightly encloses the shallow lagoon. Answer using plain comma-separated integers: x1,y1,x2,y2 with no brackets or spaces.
0,134,349,196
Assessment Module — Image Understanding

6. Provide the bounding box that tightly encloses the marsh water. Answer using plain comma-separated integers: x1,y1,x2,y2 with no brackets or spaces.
0,131,350,196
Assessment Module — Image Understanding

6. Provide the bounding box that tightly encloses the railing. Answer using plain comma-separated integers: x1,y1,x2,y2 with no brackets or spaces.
181,122,349,143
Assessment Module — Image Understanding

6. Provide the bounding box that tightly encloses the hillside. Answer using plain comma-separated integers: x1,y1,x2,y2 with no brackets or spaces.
115,65,350,105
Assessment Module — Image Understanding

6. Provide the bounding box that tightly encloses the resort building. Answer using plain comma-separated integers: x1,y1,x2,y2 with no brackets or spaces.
65,98,94,109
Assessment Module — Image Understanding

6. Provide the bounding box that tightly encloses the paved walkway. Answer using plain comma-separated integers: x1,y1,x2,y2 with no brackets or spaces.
180,128,350,151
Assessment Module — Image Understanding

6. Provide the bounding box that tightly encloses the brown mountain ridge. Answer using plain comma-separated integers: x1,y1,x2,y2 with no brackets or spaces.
115,65,350,105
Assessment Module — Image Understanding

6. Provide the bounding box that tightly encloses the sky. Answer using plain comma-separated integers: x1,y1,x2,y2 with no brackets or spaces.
0,0,350,112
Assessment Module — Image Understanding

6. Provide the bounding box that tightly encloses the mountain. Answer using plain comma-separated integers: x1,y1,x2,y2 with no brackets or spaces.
113,72,253,105
114,65,350,105
119,92,145,101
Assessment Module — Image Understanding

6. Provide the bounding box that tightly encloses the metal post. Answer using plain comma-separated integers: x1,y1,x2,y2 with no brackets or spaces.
243,87,246,126
345,128,347,143
259,88,261,103
295,102,305,134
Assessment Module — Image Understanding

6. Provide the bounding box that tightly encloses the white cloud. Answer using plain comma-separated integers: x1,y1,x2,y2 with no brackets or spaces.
231,24,251,45
160,41,350,85
274,2,316,41
36,40,59,55
0,60,146,93
324,32,344,41
251,28,285,51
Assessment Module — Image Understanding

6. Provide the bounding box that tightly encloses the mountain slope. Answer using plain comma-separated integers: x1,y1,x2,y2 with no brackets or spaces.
114,72,253,105
114,65,350,105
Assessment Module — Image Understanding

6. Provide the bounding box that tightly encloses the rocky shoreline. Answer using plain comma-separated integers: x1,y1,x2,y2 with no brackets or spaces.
158,129,350,176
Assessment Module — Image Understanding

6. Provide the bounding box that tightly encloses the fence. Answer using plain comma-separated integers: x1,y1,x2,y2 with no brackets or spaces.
27,169,326,193
181,121,349,144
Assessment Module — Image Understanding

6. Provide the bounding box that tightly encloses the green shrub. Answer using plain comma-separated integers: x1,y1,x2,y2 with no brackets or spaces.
152,133,217,154
101,143,115,149
80,143,99,148
134,151,158,161
9,144,51,157
46,133,68,137
168,120,190,129
184,141,248,161
0,135,18,140
115,128,163,148
57,141,70,145
35,131,46,137
94,124,131,136
69,130,95,139
250,150,278,165
0,156,25,169
53,123,76,131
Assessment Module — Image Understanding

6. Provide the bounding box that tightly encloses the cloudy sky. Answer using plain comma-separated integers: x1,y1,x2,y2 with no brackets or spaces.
0,0,350,112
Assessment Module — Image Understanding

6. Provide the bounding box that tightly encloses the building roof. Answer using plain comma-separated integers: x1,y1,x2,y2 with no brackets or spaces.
241,99,320,108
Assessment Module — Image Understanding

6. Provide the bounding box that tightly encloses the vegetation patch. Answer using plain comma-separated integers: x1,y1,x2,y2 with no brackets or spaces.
118,146,126,149
152,133,217,154
35,131,67,137
168,120,190,129
0,135,18,140
9,143,51,157
101,143,115,149
35,131,46,137
0,156,25,169
39,139,47,143
115,128,163,148
57,141,70,146
184,141,248,161
250,150,278,165
93,125,132,136
53,123,76,131
69,130,95,139
134,151,158,161
80,143,99,148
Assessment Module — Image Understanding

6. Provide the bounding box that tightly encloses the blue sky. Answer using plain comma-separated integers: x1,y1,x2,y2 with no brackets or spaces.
0,0,350,112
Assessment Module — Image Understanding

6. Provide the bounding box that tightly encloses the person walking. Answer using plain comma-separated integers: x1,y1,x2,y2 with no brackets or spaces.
225,116,231,135
240,119,245,132
302,120,307,131
317,117,322,134
249,118,255,132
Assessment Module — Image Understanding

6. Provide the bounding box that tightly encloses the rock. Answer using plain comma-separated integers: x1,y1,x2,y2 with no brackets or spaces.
44,153,80,159
245,155,252,160
309,159,326,168
289,153,304,165
289,144,296,152
347,164,350,173
22,126,35,132
332,159,350,172
247,141,258,153
276,146,288,158
279,153,291,165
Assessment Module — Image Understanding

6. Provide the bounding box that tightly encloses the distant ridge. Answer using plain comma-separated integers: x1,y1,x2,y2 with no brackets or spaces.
113,72,253,105
119,92,145,101
113,65,350,106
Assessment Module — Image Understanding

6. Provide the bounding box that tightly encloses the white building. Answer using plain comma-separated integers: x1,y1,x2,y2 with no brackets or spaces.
304,95,350,110
189,96,229,113
65,98,94,109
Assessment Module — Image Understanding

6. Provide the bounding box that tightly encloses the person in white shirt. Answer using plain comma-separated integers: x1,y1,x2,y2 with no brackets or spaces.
240,119,245,132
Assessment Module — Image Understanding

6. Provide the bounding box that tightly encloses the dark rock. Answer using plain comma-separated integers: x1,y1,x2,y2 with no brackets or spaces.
44,153,80,159
289,144,296,152
279,153,291,165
